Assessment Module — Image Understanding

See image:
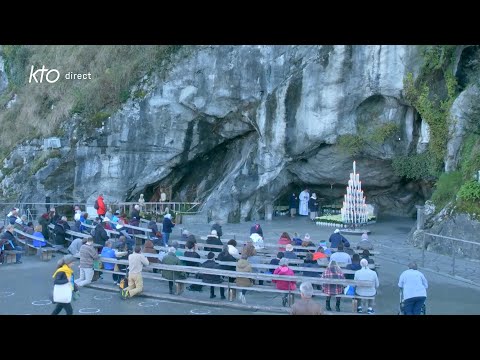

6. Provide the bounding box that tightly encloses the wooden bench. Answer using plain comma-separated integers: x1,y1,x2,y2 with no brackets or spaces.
98,257,375,312
154,244,377,270
2,250,24,264
13,229,57,261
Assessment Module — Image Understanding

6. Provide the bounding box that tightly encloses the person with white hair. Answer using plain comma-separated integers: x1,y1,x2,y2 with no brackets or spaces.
1,225,23,264
328,229,350,248
398,262,428,315
290,282,323,315
130,204,141,227
162,213,175,247
210,221,223,240
354,258,380,314
205,230,223,252
53,215,71,247
7,208,19,225
357,232,374,251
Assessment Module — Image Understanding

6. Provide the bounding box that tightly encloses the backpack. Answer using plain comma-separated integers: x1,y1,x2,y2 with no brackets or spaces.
94,199,99,210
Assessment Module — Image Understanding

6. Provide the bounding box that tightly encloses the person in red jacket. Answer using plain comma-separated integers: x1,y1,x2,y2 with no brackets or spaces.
273,258,296,307
96,194,106,219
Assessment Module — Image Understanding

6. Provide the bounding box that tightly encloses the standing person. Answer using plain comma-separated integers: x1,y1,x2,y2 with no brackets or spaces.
38,213,51,240
94,219,109,247
321,260,345,312
130,204,141,227
122,246,150,299
289,193,298,218
75,237,99,287
290,282,323,315
201,251,223,299
273,258,296,307
162,213,175,247
53,216,70,247
95,193,106,219
101,240,117,284
45,196,51,213
354,259,379,314
308,193,319,220
217,244,237,298
51,255,78,315
398,262,428,315
184,241,203,292
161,247,186,295
299,188,310,216
236,253,253,303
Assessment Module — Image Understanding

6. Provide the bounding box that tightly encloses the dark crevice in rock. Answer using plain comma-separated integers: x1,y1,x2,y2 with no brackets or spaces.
284,75,303,156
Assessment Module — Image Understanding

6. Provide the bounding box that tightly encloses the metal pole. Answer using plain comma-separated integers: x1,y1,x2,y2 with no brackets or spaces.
452,239,456,276
422,231,425,267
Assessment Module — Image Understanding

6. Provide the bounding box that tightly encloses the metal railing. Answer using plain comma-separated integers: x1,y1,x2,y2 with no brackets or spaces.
422,232,480,277
1,201,202,225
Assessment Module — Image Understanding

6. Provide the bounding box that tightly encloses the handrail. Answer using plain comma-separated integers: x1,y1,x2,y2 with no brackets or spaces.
423,232,480,246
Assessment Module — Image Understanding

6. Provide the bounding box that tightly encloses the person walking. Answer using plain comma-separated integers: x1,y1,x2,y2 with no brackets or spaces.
290,282,323,315
398,262,428,315
122,246,150,299
51,255,78,315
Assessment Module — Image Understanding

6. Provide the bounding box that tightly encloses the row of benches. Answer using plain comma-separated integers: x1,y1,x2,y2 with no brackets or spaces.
95,256,376,312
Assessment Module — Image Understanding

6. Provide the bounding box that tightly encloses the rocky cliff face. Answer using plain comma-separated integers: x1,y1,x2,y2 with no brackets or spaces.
1,45,473,222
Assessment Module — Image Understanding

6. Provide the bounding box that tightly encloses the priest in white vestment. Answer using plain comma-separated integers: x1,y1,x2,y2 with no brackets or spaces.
299,188,310,216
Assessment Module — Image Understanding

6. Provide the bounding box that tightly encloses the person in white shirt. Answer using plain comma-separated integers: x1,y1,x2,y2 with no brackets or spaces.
329,243,352,265
398,262,428,315
354,259,379,314
122,246,149,299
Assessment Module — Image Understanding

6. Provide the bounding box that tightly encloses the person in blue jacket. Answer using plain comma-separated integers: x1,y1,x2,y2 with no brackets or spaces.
101,240,118,284
162,213,175,247
328,229,350,248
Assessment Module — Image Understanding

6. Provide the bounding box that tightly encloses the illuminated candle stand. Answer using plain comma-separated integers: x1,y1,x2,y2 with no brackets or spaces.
341,161,368,229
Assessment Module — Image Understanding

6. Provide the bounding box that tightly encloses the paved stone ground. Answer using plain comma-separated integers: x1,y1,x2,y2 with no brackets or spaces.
1,214,479,315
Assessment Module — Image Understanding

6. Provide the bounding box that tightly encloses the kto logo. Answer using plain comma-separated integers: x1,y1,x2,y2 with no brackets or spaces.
29,65,60,83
